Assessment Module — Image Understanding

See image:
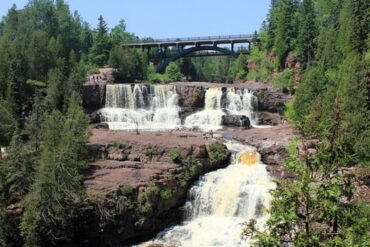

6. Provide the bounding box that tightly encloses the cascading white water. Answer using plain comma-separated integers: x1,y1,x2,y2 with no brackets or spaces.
99,84,259,131
185,87,258,131
225,88,258,124
99,84,181,130
184,88,225,131
141,142,275,247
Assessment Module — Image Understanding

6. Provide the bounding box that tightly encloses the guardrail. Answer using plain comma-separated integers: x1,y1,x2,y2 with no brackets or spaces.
124,34,257,45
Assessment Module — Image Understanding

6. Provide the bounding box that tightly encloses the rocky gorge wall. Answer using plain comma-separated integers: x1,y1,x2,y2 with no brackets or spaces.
74,131,231,246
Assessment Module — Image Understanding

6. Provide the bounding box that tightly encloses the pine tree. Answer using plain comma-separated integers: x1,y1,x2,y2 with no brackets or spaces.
338,0,369,55
0,103,17,159
1,131,34,203
21,92,89,246
44,59,65,112
25,90,45,154
336,52,370,165
297,0,317,68
89,15,111,66
273,0,299,69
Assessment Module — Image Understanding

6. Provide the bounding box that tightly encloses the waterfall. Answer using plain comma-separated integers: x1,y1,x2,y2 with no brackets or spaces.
185,87,258,131
184,88,225,131
140,142,275,247
99,84,181,130
100,84,259,131
225,88,258,125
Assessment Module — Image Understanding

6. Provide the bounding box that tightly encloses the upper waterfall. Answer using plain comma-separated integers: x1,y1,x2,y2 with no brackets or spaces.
99,84,258,131
185,87,258,131
99,84,181,130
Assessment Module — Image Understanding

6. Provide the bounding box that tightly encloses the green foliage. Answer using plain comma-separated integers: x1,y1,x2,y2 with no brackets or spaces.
297,0,317,67
21,92,90,245
292,66,326,126
109,46,148,82
169,148,182,164
272,68,294,91
165,62,182,81
147,72,169,84
245,140,370,246
112,140,124,149
89,15,111,66
159,188,172,200
0,102,17,150
120,185,134,197
246,46,276,82
228,53,248,79
208,143,229,166
1,132,34,203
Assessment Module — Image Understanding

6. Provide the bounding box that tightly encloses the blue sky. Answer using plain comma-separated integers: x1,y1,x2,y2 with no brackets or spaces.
1,0,270,39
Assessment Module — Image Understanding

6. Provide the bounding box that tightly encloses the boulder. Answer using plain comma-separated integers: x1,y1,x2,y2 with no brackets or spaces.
222,115,251,128
255,88,292,113
256,112,283,126
93,123,109,129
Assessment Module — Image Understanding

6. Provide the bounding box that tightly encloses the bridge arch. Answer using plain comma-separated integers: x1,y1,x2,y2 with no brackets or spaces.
156,46,237,73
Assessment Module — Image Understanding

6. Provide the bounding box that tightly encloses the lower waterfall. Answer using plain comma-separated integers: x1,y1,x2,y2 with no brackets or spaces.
140,142,275,247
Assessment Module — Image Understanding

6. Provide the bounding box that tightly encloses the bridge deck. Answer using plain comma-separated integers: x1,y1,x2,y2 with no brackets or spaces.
123,34,257,48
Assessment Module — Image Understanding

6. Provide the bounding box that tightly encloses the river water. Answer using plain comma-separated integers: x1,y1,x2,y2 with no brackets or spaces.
139,142,275,247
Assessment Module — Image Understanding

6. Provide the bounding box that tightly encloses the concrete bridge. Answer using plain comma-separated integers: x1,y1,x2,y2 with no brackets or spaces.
122,34,259,73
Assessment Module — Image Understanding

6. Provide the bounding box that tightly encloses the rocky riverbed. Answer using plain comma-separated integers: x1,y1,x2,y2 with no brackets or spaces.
77,80,296,246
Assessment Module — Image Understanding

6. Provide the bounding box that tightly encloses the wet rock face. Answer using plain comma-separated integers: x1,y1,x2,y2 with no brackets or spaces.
222,115,251,128
175,84,206,119
255,88,292,113
175,84,205,109
82,83,106,112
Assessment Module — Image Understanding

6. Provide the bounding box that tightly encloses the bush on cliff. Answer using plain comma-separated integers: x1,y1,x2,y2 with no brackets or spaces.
208,143,229,167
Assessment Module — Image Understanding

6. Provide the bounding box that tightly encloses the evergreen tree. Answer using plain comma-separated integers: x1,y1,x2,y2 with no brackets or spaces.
1,131,34,203
272,0,299,69
0,103,17,159
297,0,317,68
89,15,111,66
245,137,370,246
339,0,369,55
21,92,89,246
44,59,65,111
25,90,45,154
336,52,370,165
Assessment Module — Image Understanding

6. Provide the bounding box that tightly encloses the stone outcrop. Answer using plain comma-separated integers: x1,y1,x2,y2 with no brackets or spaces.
254,87,292,113
82,83,106,112
78,130,231,246
222,115,251,128
256,112,284,126
175,84,206,120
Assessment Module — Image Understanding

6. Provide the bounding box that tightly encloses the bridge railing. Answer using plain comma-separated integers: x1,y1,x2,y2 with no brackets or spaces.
124,34,257,45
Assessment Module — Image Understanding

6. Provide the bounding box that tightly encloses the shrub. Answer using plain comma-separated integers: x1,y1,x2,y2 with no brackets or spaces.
272,68,295,91
159,189,171,200
169,148,182,164
112,140,124,149
208,143,229,166
120,185,134,196
165,62,182,81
